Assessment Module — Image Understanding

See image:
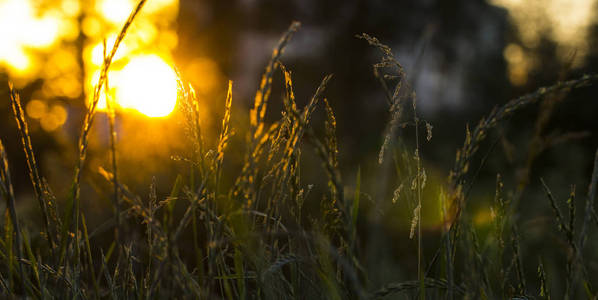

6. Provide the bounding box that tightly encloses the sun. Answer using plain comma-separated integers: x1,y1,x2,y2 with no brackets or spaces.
113,55,179,118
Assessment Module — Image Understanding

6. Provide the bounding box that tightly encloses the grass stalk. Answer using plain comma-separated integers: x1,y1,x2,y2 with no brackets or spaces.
8,84,55,252
62,0,146,268
0,5,597,298
103,41,122,246
0,140,25,291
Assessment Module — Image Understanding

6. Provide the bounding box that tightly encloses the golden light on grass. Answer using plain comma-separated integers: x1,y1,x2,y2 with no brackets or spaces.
90,36,130,66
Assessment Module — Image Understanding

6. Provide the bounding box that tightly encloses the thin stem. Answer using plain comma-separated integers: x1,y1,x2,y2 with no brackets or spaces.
104,41,121,246
0,140,25,290
8,84,55,253
414,99,424,300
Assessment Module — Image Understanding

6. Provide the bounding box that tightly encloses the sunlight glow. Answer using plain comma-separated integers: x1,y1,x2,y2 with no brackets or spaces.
491,0,598,85
0,0,180,123
98,0,135,25
112,55,179,118
0,0,60,75
491,0,597,65
83,0,180,118
90,36,129,65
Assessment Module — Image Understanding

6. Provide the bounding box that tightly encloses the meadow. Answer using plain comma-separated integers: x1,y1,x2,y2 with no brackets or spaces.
1,1,598,299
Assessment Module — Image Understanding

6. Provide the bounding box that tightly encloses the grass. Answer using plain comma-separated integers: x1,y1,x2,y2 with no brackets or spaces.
1,2,598,299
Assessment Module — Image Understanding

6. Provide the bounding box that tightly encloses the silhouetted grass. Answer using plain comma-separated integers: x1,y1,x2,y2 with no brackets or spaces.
1,2,598,299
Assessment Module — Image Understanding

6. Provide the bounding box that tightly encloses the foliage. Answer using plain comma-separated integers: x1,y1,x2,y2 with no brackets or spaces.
1,2,598,299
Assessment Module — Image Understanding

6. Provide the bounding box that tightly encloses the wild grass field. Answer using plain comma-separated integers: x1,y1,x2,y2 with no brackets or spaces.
1,0,598,299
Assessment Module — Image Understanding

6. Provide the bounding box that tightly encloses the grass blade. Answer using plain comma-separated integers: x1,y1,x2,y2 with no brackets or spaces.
61,0,147,266
8,84,55,251
0,139,24,292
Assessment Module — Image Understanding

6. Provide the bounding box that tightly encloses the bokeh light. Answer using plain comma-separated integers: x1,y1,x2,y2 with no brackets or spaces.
0,0,61,78
491,0,598,85
0,0,180,127
25,100,69,131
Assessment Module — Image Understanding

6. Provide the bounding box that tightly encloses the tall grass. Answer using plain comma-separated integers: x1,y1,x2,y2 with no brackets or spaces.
9,84,55,253
1,2,598,298
0,139,24,293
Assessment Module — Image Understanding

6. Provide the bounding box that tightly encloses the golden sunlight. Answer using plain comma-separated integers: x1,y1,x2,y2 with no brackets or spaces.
0,0,180,124
113,55,179,118
491,0,597,70
97,0,135,25
82,0,179,118
0,0,60,76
